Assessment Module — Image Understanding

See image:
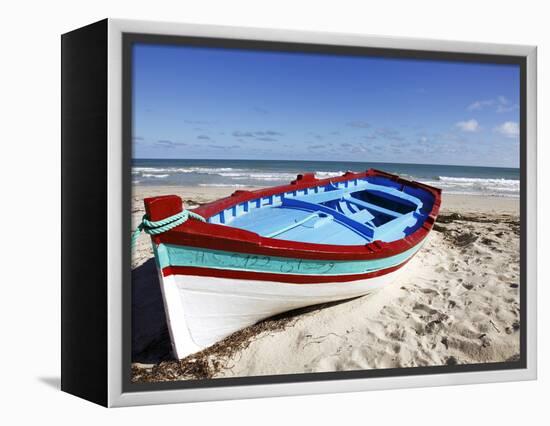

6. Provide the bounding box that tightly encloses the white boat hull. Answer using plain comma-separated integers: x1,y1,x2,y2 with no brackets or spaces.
159,266,409,359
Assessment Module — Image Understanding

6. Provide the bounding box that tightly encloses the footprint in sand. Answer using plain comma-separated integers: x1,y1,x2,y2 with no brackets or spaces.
420,288,440,296
413,303,439,315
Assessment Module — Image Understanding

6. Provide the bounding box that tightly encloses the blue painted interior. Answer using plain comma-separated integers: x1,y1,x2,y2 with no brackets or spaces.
210,176,435,245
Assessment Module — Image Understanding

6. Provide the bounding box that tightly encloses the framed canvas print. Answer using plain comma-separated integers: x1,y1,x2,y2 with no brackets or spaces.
61,19,537,407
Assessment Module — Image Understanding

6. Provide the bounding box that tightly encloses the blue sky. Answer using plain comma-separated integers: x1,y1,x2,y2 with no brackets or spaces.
132,43,520,168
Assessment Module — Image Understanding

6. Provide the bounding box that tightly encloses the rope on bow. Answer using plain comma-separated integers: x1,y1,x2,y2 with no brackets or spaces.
132,209,206,248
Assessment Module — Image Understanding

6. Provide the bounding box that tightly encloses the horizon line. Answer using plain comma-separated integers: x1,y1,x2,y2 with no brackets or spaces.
132,157,520,170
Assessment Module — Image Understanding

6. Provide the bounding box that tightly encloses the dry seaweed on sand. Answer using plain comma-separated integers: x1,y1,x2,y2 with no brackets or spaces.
437,212,519,226
434,212,519,247
131,316,297,382
451,232,478,247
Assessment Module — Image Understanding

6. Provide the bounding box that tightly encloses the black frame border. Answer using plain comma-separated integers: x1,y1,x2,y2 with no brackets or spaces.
61,19,109,406
121,32,528,394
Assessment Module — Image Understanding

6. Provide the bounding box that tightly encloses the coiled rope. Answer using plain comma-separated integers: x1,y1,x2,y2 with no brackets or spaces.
132,209,206,248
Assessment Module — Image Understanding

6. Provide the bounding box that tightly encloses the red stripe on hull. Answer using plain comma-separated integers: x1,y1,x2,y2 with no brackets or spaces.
162,258,411,284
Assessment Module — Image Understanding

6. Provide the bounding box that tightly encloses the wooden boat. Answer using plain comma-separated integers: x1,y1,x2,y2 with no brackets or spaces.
142,169,441,359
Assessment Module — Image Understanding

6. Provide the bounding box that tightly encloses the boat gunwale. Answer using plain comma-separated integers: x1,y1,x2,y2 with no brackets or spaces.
146,169,442,261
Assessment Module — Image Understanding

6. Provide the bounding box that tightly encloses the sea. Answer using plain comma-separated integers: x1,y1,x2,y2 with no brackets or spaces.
132,159,520,198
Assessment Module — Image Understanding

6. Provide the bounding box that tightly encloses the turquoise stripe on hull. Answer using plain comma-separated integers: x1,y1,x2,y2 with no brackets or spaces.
157,242,424,276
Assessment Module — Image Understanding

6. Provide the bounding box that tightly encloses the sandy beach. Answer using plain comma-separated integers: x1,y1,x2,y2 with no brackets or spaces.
130,185,520,382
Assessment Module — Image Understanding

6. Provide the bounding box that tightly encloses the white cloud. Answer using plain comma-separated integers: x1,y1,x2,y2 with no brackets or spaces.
494,121,519,138
467,99,494,111
455,119,480,132
495,96,518,113
467,96,518,113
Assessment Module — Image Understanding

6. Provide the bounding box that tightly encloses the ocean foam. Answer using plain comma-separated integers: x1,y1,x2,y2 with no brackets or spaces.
141,173,169,178
420,176,519,197
315,171,345,179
